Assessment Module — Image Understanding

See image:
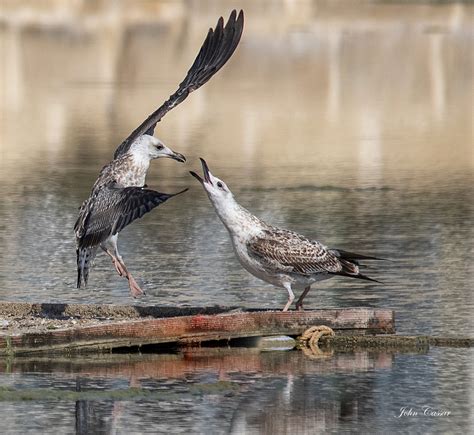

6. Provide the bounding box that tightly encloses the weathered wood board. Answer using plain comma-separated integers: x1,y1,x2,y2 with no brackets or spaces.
0,301,395,356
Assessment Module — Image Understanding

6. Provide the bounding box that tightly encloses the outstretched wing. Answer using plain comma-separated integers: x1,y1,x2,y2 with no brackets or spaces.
76,185,188,249
247,229,344,275
114,9,244,159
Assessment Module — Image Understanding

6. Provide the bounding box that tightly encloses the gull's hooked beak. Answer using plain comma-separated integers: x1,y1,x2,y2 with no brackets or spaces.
189,158,212,185
169,150,186,163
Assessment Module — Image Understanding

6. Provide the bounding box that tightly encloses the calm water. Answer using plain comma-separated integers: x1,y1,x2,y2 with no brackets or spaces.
0,348,473,434
0,0,473,433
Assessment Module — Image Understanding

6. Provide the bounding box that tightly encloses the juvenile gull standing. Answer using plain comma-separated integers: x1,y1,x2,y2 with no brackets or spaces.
190,159,381,311
75,11,244,297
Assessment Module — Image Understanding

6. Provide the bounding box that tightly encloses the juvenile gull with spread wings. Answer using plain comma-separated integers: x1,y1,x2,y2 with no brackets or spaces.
75,11,244,297
190,159,381,311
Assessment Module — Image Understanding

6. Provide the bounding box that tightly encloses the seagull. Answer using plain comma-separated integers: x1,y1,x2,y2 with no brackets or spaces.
75,10,244,297
190,158,382,311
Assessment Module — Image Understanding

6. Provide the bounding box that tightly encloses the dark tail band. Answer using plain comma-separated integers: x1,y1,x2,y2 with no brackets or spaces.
331,248,389,262
76,247,96,288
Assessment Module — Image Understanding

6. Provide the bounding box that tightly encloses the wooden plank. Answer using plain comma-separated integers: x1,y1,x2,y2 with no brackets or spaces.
0,304,394,356
0,301,237,319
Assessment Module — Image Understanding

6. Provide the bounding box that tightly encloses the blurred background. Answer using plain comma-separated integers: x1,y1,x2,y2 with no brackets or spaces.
0,1,473,433
0,0,472,333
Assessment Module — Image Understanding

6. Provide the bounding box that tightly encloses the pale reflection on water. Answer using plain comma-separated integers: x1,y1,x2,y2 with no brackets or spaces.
0,348,473,434
0,1,473,433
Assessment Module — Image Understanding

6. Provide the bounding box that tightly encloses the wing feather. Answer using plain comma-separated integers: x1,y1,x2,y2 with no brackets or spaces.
75,186,188,249
114,10,244,159
247,229,343,275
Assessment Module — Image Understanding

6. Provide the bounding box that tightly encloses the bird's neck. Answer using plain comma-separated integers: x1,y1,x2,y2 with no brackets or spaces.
213,197,263,237
130,149,152,170
113,153,150,187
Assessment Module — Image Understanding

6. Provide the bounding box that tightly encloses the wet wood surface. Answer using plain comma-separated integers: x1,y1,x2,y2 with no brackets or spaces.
0,301,395,356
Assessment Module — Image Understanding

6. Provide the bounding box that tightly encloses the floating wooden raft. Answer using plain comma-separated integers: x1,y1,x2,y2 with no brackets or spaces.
0,301,394,356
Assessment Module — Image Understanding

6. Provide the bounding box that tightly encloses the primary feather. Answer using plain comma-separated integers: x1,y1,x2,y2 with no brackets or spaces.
114,10,244,159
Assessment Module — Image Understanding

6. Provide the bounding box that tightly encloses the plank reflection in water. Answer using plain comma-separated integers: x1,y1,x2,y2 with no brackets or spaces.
3,348,395,378
3,349,398,434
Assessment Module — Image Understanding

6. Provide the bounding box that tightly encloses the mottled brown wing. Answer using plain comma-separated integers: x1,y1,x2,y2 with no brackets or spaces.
114,10,244,159
247,229,343,275
76,186,188,249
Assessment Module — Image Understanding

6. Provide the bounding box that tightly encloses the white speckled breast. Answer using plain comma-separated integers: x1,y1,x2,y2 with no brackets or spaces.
93,153,150,190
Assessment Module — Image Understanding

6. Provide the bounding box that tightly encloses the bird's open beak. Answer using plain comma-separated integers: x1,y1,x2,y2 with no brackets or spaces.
189,158,212,185
170,151,186,163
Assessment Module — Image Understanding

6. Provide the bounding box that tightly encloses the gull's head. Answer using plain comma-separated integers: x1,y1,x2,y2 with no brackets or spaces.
130,135,186,162
189,158,233,204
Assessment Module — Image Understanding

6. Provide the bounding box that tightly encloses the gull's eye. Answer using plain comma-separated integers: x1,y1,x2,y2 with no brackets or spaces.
156,145,164,150
217,181,224,189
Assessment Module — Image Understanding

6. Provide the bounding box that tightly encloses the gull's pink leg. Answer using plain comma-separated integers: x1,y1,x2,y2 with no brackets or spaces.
112,256,126,277
126,271,145,298
102,247,126,277
111,256,145,298
295,286,311,311
101,236,145,298
282,283,295,311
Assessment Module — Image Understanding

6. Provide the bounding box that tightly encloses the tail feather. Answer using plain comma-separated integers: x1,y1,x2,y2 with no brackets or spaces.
332,269,383,284
331,248,388,262
345,272,383,284
334,253,383,284
76,246,97,288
